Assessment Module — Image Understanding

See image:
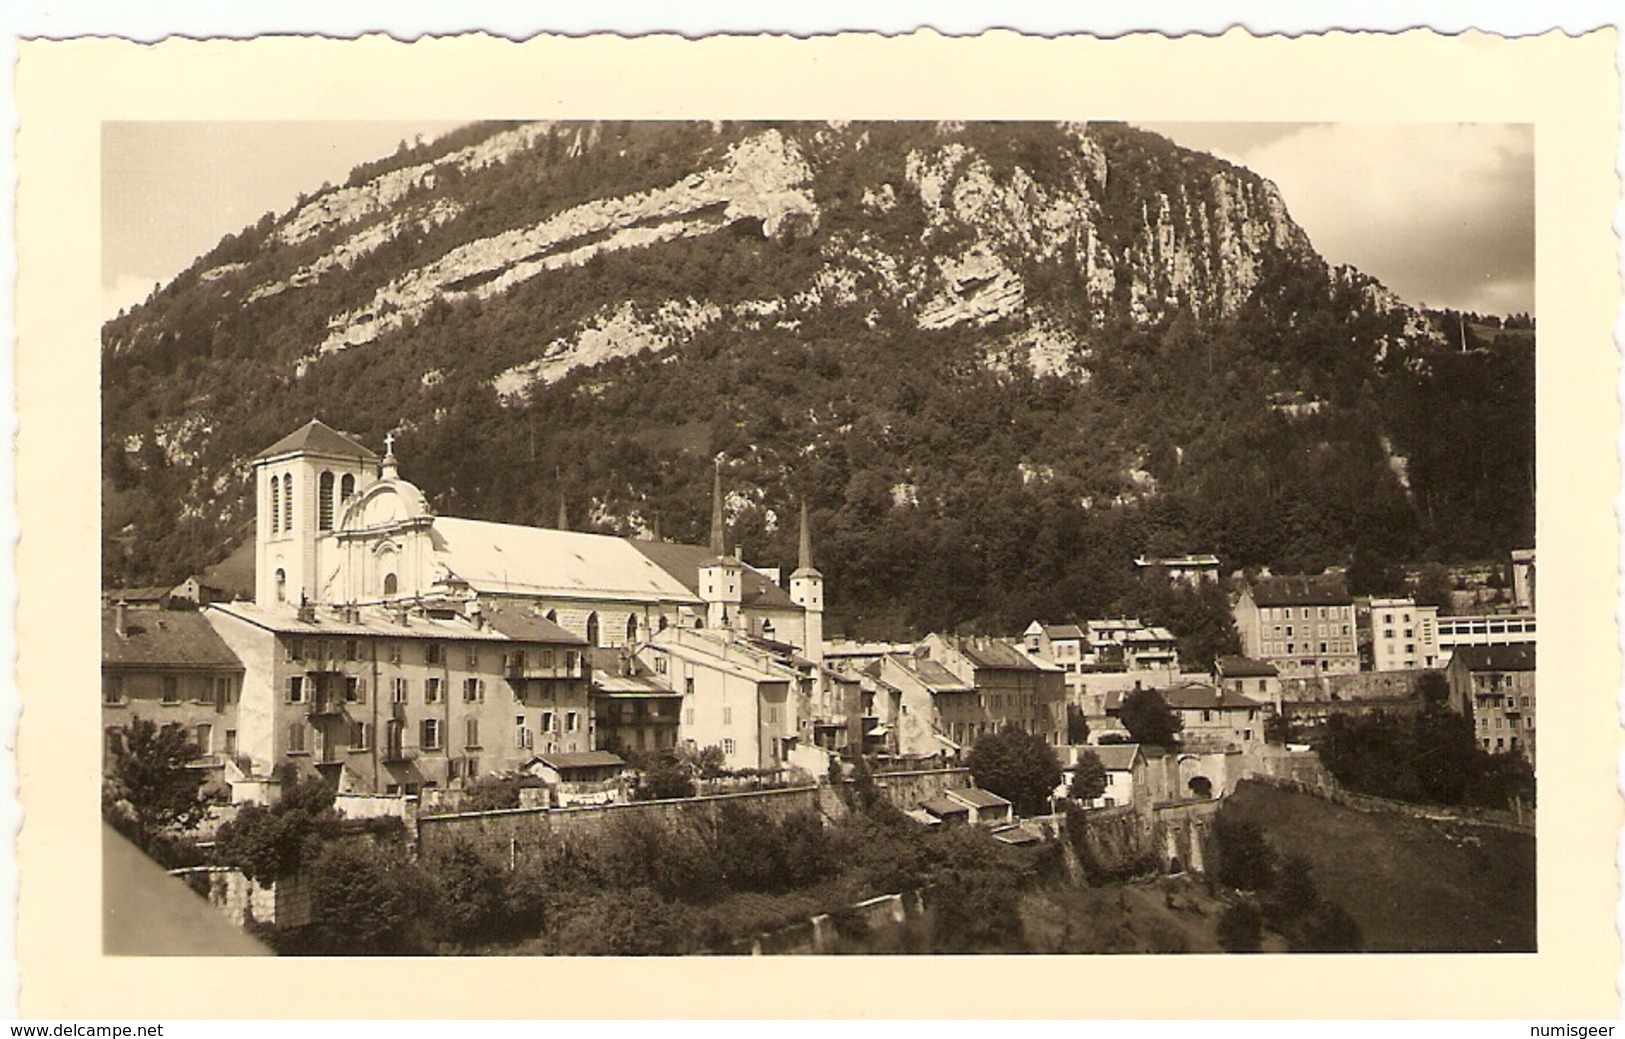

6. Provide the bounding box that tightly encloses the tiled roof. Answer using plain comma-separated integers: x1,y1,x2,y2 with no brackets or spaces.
1452,644,1536,672
104,609,244,671
254,419,379,461
1092,744,1142,771
532,750,626,771
1215,655,1279,679
1160,682,1266,710
920,795,969,817
628,539,798,610
912,659,975,692
958,639,1041,671
207,601,514,641
1043,624,1085,640
1248,574,1351,606
431,518,698,604
104,586,174,604
947,788,1011,810
478,602,587,645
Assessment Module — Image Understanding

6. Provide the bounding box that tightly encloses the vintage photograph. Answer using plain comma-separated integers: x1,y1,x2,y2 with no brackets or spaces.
97,117,1540,958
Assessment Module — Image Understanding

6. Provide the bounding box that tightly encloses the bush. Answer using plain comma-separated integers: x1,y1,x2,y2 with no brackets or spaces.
551,887,695,955
1216,902,1264,952
297,841,436,955
1213,811,1276,891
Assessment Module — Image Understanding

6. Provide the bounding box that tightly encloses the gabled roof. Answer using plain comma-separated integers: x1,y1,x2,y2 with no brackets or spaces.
478,602,587,645
1215,655,1279,679
920,795,970,817
628,539,798,610
254,419,379,462
531,750,626,772
104,586,174,604
946,787,1011,810
430,518,698,604
1092,744,1143,771
1452,644,1536,673
1043,624,1085,640
958,639,1041,671
104,609,244,671
1247,574,1351,607
1160,682,1266,710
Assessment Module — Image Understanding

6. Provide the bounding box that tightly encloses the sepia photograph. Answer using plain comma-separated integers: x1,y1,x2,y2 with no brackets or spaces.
98,117,1537,957
12,28,1619,1019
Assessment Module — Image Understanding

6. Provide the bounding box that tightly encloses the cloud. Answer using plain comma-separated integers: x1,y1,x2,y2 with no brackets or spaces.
103,273,166,320
1236,123,1534,315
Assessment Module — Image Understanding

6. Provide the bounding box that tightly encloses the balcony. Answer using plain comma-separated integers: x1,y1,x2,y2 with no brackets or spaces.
382,744,418,764
506,658,584,681
307,695,346,718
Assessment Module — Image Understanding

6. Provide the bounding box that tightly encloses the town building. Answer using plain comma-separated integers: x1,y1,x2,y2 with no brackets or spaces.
1057,742,1146,809
1446,644,1536,763
1434,613,1536,668
920,634,1066,746
861,652,979,757
1158,682,1268,750
587,651,682,759
205,598,591,796
1510,548,1536,611
1232,574,1359,677
1213,656,1281,709
102,604,245,777
1368,596,1441,671
1133,554,1221,586
1082,618,1181,672
634,626,803,772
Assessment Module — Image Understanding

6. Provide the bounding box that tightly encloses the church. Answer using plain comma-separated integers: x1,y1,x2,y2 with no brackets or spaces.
251,419,824,660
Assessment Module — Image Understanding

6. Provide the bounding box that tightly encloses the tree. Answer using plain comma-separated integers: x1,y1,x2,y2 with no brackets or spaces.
1213,811,1275,891
1068,750,1108,803
102,717,208,854
1065,703,1091,745
1261,854,1321,931
301,841,434,955
641,758,696,800
1413,562,1454,613
1216,901,1264,952
1118,688,1183,747
1416,670,1451,709
966,724,1063,817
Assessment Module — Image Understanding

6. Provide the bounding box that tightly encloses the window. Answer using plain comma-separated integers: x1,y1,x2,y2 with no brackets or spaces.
214,677,234,707
425,643,443,665
160,676,180,704
1285,626,1294,637
466,647,479,668
721,738,736,756
684,708,695,726
388,642,402,665
103,677,125,706
285,676,305,703
425,678,442,704
685,677,695,696
318,471,335,530
463,678,484,703
383,573,398,597
275,568,287,603
195,723,213,755
421,719,442,750
1201,710,1212,722
286,638,304,662
655,655,668,675
270,475,281,534
465,718,481,748
350,722,370,750
566,711,579,733
345,639,360,662
224,730,237,756
392,678,409,704
287,723,307,754
585,612,600,647
722,707,733,726
340,472,355,505
345,676,364,703
541,711,555,733
565,651,578,672
283,473,293,531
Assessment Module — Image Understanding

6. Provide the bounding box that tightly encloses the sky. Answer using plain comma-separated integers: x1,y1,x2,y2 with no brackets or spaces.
102,120,1535,319
1138,122,1535,317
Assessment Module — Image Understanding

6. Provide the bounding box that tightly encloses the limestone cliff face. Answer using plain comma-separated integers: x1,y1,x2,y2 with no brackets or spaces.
102,120,1468,593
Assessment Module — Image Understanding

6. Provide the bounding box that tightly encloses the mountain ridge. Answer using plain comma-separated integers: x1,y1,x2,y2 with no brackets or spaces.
102,120,1532,637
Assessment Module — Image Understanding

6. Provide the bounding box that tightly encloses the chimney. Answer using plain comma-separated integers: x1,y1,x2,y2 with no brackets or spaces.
115,599,128,639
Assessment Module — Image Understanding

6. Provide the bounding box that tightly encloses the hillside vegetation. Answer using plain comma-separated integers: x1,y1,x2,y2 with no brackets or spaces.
102,121,1533,637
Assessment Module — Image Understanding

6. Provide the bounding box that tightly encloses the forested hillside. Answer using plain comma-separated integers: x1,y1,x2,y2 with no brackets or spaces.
102,120,1534,637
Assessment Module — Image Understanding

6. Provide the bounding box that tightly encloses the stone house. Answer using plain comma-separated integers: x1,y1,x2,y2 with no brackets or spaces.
1446,644,1536,763
1232,573,1359,678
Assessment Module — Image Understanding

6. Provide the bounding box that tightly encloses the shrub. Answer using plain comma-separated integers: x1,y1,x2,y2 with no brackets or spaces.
1216,901,1264,952
1213,811,1275,892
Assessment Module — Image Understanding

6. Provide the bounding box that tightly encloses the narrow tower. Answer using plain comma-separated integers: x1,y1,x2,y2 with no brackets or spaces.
789,500,824,664
698,457,742,631
252,420,378,609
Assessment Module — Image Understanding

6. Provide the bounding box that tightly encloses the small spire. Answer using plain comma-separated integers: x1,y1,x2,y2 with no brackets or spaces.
381,430,399,479
709,457,726,558
797,499,813,571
